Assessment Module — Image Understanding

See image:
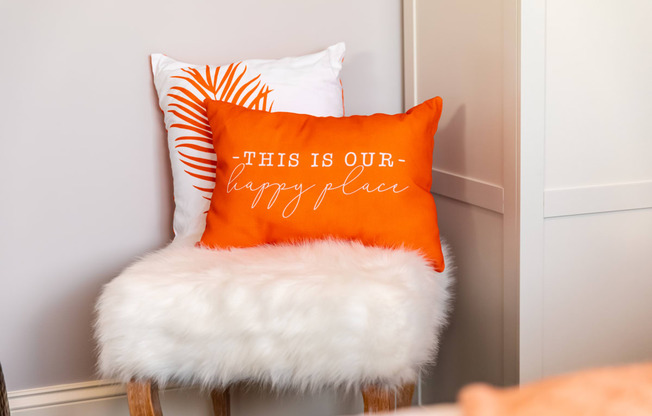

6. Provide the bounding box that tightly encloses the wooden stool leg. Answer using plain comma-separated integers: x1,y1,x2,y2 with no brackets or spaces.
0,363,9,416
396,383,415,408
362,383,415,413
127,380,163,416
210,387,231,416
362,385,393,413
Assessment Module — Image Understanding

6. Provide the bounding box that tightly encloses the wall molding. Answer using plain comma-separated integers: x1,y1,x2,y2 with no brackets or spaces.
404,0,506,216
8,380,196,413
403,0,418,110
500,0,521,387
431,168,504,214
405,0,519,388
519,0,547,384
544,180,652,218
8,380,125,412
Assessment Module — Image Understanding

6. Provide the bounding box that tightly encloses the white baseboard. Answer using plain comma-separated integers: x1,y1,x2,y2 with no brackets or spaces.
8,380,368,416
8,380,125,412
432,171,652,219
8,380,213,416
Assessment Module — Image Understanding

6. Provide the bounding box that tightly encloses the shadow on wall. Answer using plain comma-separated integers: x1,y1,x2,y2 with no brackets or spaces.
433,104,467,176
426,103,468,402
419,103,507,403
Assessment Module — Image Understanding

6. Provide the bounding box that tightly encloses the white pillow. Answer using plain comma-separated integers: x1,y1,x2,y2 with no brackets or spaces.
151,43,345,242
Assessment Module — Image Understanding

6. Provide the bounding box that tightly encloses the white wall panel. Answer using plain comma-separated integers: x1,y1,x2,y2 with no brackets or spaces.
412,0,505,187
0,0,403,392
546,0,652,189
406,0,518,395
422,196,505,402
519,0,652,380
543,209,652,377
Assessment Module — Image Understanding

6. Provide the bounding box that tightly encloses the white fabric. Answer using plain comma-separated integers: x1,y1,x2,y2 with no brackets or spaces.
95,240,452,390
151,44,346,241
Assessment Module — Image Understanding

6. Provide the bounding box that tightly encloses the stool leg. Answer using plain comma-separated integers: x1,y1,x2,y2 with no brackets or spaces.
362,385,392,413
362,383,415,413
210,387,231,416
1,363,9,416
127,380,163,416
396,383,415,408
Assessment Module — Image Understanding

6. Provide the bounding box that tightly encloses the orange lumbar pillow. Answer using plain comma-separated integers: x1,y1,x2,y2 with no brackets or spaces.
199,97,446,272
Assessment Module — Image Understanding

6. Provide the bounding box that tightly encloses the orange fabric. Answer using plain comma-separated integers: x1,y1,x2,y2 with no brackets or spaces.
199,97,445,271
459,363,652,416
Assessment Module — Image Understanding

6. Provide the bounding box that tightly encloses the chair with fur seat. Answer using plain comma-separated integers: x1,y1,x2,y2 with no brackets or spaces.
94,239,452,415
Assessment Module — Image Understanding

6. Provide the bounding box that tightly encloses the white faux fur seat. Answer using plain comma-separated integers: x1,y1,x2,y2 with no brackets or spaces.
95,239,452,414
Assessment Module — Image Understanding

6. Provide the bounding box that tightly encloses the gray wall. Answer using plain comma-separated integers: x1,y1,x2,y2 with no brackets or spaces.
0,0,403,391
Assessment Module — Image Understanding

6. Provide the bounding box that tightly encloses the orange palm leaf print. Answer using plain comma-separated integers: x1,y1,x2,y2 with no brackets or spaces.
167,64,274,196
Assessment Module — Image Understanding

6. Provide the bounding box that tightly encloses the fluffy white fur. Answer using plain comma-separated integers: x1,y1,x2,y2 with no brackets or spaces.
95,240,453,390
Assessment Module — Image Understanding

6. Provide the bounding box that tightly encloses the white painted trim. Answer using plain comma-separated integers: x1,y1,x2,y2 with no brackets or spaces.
402,0,418,110
7,380,195,412
519,0,546,384
404,0,505,216
404,0,521,386
431,168,504,214
544,181,652,218
501,0,521,387
8,380,125,412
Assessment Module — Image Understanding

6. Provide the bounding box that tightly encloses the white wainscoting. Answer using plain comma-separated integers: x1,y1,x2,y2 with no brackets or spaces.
8,380,368,416
519,0,547,384
431,169,504,215
544,181,652,218
529,0,652,381
8,380,213,416
8,380,125,412
404,0,519,393
542,208,652,378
